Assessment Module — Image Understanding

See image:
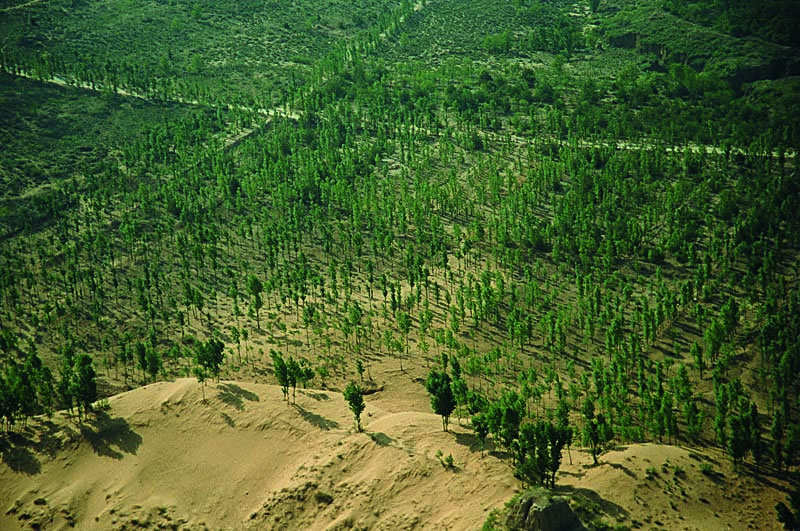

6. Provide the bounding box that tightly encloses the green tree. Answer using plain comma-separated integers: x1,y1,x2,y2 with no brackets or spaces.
297,359,315,389
425,368,456,431
270,350,290,402
193,365,208,400
691,341,705,379
196,338,225,382
72,354,97,421
136,341,147,381
57,350,75,415
582,399,610,465
286,356,300,403
397,310,412,370
514,419,570,488
145,347,162,382
684,399,703,441
488,390,525,451
248,275,264,329
472,412,490,455
343,381,366,432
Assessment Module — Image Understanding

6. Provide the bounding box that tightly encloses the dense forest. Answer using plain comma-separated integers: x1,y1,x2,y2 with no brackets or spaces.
1,0,799,526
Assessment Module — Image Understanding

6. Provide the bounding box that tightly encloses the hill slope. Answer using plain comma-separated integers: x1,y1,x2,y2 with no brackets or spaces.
1,377,793,530
1,378,517,530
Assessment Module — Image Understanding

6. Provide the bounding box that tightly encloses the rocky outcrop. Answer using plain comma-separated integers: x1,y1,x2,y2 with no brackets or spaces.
504,488,585,531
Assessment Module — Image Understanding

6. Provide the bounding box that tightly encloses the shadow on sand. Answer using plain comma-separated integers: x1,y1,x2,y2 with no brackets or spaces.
556,484,629,522
79,410,142,459
0,436,41,475
217,383,260,411
293,404,339,431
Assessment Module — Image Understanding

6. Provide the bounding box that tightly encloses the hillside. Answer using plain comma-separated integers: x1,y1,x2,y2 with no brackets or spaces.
1,379,517,530
1,0,799,529
1,378,791,530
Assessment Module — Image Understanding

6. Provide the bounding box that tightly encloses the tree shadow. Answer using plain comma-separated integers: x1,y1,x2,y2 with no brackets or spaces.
217,383,260,411
0,437,41,475
558,469,586,479
292,405,339,431
303,391,330,401
608,461,637,479
18,419,66,459
79,410,142,460
369,432,393,447
488,448,512,461
221,412,236,428
454,431,501,458
453,430,479,451
747,468,791,494
703,469,727,486
0,419,73,475
556,484,629,522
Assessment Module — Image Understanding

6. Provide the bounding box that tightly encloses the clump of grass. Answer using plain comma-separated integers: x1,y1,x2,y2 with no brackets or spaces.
435,449,456,470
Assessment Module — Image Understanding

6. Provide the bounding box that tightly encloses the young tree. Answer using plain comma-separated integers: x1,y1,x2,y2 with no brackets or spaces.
516,421,548,487
451,375,469,424
136,341,147,381
72,354,97,421
343,381,366,432
248,275,264,329
582,399,610,465
192,361,208,399
270,350,290,402
286,356,300,404
472,412,490,455
690,341,705,379
297,359,315,389
684,399,704,441
397,310,412,370
546,422,570,487
556,397,574,464
488,390,525,452
57,352,75,416
425,368,456,431
196,338,225,383
145,347,162,383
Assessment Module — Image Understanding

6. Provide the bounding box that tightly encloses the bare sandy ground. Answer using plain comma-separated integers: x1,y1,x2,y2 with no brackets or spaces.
0,378,515,530
0,377,790,530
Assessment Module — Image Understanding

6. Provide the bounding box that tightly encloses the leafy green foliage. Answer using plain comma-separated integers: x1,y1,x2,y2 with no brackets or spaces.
343,381,366,432
425,366,456,432
195,338,225,383
515,420,570,488
271,350,290,403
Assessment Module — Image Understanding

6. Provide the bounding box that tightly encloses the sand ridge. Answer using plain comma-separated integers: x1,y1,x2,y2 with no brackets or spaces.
1,378,515,530
1,377,792,530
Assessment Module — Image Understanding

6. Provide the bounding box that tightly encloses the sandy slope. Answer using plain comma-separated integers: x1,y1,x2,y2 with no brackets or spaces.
1,378,791,530
0,378,515,530
557,443,789,530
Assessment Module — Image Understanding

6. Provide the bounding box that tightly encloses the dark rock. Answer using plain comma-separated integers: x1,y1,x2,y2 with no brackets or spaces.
505,488,585,531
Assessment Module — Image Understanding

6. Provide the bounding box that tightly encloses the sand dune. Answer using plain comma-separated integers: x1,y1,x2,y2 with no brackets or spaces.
1,378,790,530
1,379,515,530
